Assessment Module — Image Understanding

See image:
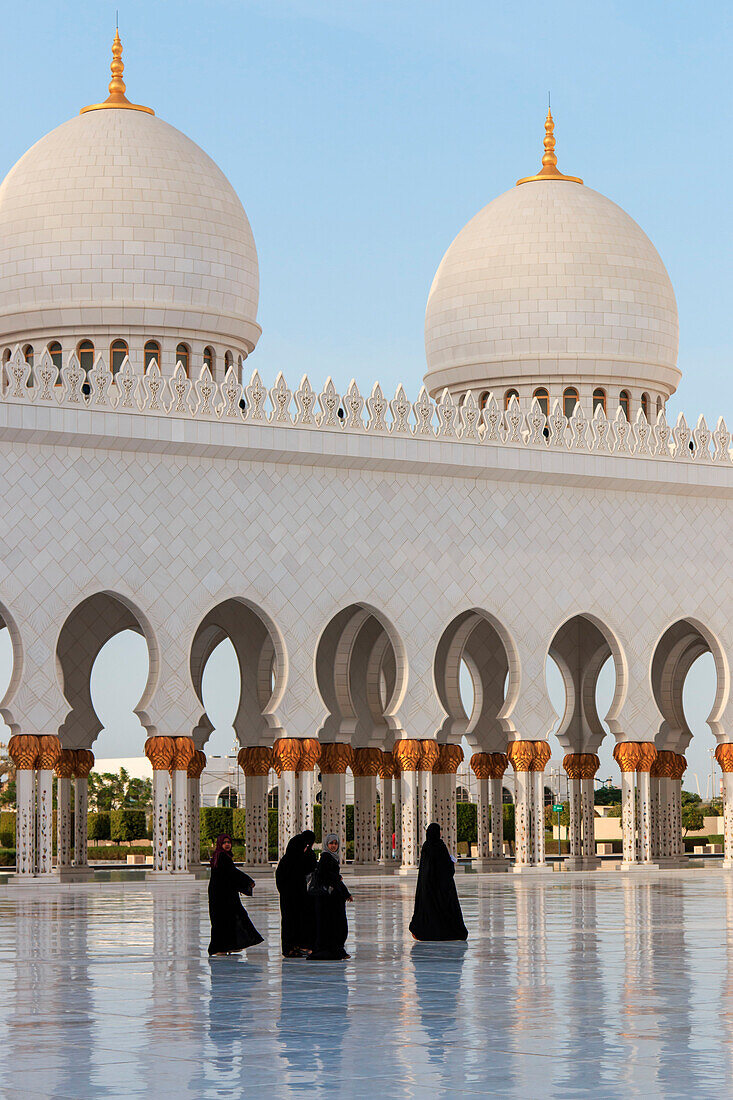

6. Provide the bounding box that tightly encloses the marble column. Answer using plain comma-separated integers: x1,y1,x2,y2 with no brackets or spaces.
417,741,439,841
36,736,61,876
144,737,174,875
238,746,273,865
273,738,303,859
352,748,382,867
470,751,509,870
715,744,733,869
187,750,206,868
393,740,421,869
563,753,601,870
434,744,464,856
671,753,687,861
170,737,195,874
8,735,40,877
530,741,551,870
614,741,657,870
55,750,77,870
378,750,395,866
73,750,95,870
393,761,402,864
651,751,679,865
297,738,321,836
508,741,535,871
319,743,353,856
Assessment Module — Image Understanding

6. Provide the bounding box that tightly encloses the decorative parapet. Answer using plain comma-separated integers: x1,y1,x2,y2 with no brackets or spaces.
1,346,730,466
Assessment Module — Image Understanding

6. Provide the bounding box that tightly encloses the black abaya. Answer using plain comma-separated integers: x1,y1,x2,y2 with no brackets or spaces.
275,833,317,955
208,852,264,956
307,851,352,961
409,823,468,942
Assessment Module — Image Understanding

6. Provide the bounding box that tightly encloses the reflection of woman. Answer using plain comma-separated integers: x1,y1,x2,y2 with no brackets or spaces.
207,834,264,957
307,834,353,961
275,829,317,957
410,822,468,941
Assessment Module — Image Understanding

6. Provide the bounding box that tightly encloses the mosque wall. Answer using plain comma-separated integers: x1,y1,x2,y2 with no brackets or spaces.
0,377,730,761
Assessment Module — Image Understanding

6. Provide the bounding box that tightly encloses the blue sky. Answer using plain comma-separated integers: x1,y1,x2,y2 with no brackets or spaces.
0,1,728,790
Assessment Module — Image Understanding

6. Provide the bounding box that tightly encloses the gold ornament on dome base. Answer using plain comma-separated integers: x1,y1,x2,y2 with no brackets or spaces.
435,744,464,775
508,741,535,772
74,749,95,778
8,734,40,770
237,746,272,777
272,738,303,776
297,738,321,773
80,29,154,116
418,740,440,772
144,736,175,771
516,107,583,186
170,737,195,773
319,742,354,775
379,750,395,779
187,749,207,780
352,747,383,777
715,744,733,773
563,752,600,780
55,748,77,779
393,739,421,772
530,741,551,772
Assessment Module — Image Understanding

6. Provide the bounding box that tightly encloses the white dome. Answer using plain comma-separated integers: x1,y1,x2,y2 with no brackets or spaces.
424,178,679,400
0,105,260,352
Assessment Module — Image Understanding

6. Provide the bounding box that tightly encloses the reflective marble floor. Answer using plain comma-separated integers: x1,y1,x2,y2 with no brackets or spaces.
0,869,731,1098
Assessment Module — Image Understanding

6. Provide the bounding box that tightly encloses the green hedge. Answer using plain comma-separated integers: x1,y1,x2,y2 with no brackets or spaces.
110,809,147,843
0,848,14,867
503,803,515,841
232,808,246,841
88,812,111,840
200,807,233,846
0,811,15,848
88,845,152,861
314,804,322,841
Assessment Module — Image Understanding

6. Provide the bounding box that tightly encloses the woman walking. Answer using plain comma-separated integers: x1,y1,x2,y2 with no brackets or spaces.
275,829,317,957
409,822,468,942
307,834,353,961
207,833,264,957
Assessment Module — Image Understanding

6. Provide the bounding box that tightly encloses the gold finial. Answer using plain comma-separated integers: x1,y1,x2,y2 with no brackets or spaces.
80,29,154,116
516,108,582,185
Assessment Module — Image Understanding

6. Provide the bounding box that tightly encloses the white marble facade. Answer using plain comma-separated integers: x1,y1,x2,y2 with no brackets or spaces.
0,39,732,880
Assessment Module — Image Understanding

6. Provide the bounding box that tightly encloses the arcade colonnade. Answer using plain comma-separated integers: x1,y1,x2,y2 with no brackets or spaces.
9,732,733,879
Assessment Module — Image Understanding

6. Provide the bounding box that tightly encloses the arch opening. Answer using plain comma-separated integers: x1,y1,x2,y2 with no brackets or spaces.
651,618,727,756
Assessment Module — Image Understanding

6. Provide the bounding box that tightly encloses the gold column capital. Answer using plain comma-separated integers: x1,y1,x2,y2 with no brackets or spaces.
55,748,77,779
36,734,62,770
144,736,175,771
434,743,464,775
470,752,491,780
170,736,196,773
508,740,535,772
187,749,207,779
379,750,395,778
715,743,733,773
563,752,600,780
418,740,440,772
351,747,383,777
237,745,272,777
319,742,354,775
530,741,551,772
393,739,421,772
297,738,321,773
272,737,303,776
8,734,40,770
73,749,96,778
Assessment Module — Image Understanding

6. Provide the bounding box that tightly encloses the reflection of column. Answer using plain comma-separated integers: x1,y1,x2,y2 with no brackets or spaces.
297,738,321,835
716,744,733,869
8,735,40,877
417,741,438,839
530,741,551,869
470,752,508,870
273,738,302,858
36,736,61,875
434,744,463,855
145,737,174,874
394,740,421,870
319,743,353,855
170,737,195,874
508,741,535,869
352,748,381,866
238,746,272,865
55,749,77,870
563,753,600,870
187,750,206,868
73,750,95,871
379,751,395,866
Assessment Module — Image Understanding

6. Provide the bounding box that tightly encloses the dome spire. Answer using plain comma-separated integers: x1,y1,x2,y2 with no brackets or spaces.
516,107,582,185
80,28,155,116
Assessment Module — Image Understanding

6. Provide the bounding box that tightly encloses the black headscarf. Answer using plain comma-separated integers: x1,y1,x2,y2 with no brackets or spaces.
409,822,468,941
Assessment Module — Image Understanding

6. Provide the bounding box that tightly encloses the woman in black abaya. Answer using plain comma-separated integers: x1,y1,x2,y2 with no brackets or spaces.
275,829,317,957
307,834,353,961
207,833,264,956
409,822,468,941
